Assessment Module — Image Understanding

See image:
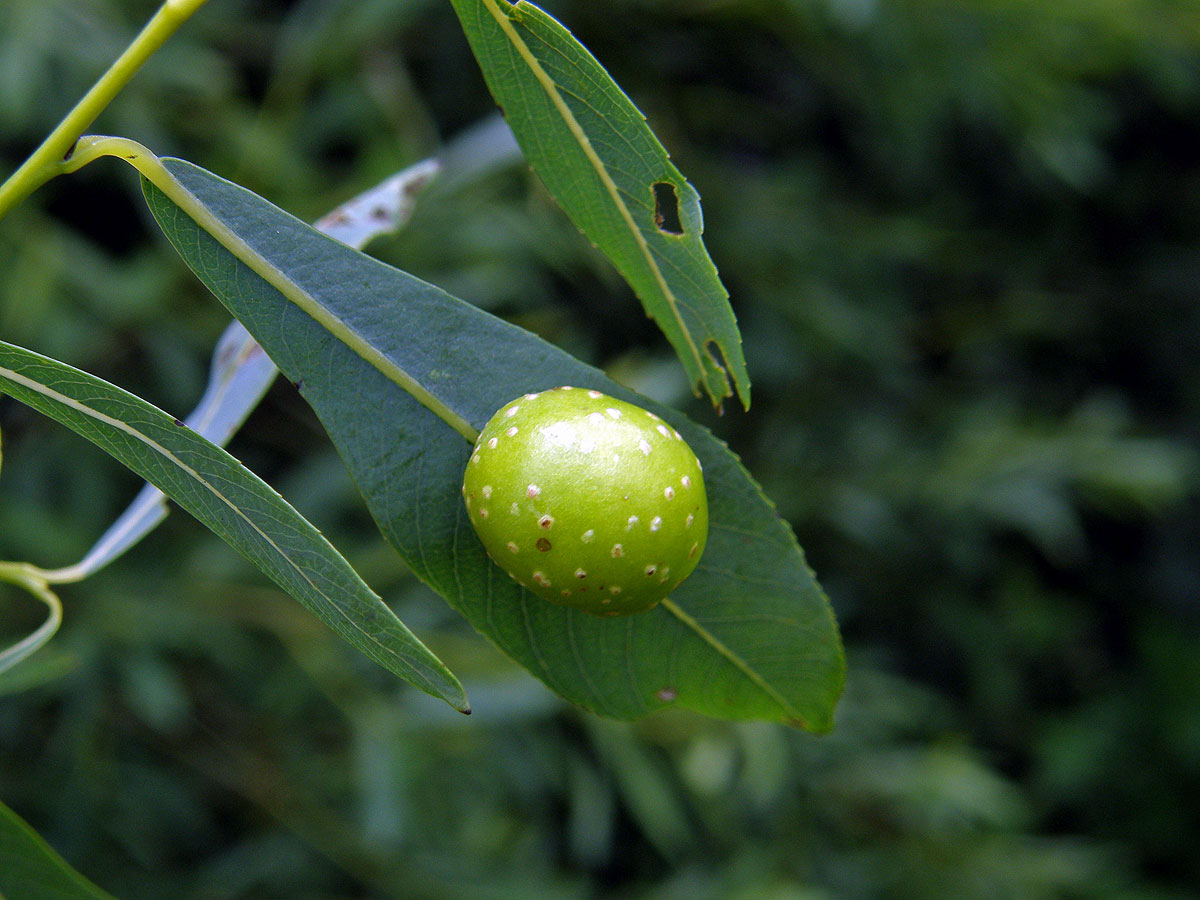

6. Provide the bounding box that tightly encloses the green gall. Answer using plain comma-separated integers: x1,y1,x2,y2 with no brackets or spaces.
462,386,708,616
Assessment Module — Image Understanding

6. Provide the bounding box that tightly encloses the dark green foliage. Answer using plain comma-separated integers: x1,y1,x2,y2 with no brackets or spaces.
1,0,1198,898
139,157,841,726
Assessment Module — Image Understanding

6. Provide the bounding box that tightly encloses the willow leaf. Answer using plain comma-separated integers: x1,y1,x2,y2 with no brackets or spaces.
0,340,468,712
141,156,844,729
449,0,750,411
0,798,119,900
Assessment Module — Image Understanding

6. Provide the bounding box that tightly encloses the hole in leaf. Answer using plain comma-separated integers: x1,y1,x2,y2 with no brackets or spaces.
652,182,684,235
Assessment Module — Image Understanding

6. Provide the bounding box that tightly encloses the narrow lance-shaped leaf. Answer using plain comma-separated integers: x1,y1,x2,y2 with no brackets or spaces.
0,340,469,712
449,0,750,411
48,323,276,582
0,798,120,900
142,156,844,729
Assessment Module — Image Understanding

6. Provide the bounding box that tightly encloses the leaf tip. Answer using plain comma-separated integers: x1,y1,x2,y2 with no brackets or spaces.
697,339,751,413
439,683,472,715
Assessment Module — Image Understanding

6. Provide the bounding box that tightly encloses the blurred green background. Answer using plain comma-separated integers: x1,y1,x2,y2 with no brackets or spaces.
2,0,1199,897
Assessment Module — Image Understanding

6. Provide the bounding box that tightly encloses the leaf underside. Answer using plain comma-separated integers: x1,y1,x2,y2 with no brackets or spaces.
450,0,750,411
143,158,844,729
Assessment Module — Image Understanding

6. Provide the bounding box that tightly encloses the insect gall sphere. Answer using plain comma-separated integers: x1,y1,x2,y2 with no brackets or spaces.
462,386,708,616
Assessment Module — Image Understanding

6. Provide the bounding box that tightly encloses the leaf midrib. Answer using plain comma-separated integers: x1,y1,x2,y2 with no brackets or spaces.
660,598,806,726
145,151,480,444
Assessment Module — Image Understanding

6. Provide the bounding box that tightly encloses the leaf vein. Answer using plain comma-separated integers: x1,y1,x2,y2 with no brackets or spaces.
660,598,800,721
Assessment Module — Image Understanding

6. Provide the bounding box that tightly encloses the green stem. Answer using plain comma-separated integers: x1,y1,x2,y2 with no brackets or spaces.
0,561,63,673
0,0,211,221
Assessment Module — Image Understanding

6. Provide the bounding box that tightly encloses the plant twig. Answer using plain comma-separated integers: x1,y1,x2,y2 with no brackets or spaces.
0,0,210,220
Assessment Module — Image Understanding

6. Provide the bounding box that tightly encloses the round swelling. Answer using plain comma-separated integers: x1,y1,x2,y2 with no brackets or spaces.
462,386,708,616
